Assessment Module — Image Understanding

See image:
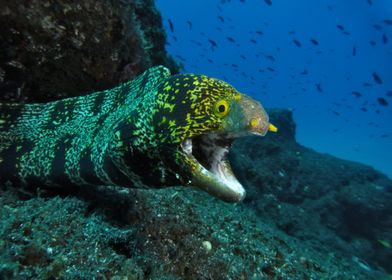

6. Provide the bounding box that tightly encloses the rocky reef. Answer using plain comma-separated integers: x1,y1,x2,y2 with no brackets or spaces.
0,0,179,102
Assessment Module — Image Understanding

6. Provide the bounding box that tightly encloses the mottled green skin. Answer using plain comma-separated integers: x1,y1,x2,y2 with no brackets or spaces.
153,74,242,143
0,66,178,190
0,65,269,201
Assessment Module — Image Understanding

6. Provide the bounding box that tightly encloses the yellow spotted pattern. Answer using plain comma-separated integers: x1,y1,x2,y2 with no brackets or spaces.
153,73,241,144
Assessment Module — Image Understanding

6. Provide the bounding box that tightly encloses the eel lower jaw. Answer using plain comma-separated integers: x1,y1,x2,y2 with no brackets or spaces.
180,134,246,203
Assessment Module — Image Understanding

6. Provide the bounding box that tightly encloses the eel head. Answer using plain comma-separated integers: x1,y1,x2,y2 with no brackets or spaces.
153,73,277,202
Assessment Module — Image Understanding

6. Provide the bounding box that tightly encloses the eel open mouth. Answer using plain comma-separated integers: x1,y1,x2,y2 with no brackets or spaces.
181,133,245,202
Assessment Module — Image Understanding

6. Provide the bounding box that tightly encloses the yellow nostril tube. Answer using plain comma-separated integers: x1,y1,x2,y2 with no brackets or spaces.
268,123,278,132
250,118,259,128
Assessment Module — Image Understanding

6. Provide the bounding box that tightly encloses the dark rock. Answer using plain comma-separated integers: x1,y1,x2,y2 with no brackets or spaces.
0,0,179,102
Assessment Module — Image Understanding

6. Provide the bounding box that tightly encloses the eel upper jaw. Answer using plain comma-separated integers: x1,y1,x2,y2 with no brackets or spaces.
180,133,245,202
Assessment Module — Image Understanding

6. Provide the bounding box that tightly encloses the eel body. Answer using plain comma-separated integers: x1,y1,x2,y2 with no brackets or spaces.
0,66,276,202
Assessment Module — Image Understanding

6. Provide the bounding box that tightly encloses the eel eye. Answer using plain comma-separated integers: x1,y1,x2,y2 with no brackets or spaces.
214,100,229,117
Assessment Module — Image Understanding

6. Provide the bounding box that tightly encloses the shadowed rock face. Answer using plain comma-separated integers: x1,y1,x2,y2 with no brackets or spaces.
0,0,179,102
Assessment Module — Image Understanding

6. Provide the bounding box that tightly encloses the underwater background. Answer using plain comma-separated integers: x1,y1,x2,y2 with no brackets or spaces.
157,0,392,178
0,0,391,279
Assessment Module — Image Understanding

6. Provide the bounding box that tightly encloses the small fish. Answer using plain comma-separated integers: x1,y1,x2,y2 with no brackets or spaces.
255,30,263,35
352,91,362,98
337,24,345,31
370,40,376,46
310,38,319,45
373,24,383,30
352,45,357,56
227,37,235,43
264,0,272,5
383,19,392,25
316,83,323,92
387,91,392,97
218,16,224,23
382,33,388,44
331,110,340,116
367,0,373,5
168,19,174,32
186,21,193,30
372,72,383,84
301,70,308,75
266,55,275,62
208,39,218,47
293,39,301,47
381,134,390,138
250,39,257,44
267,67,275,72
361,107,368,112
377,97,388,106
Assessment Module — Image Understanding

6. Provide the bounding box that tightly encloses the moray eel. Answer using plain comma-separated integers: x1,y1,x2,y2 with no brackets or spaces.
0,66,277,202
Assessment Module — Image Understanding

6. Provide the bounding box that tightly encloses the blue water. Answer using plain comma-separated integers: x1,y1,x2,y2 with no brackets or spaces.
156,0,392,178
